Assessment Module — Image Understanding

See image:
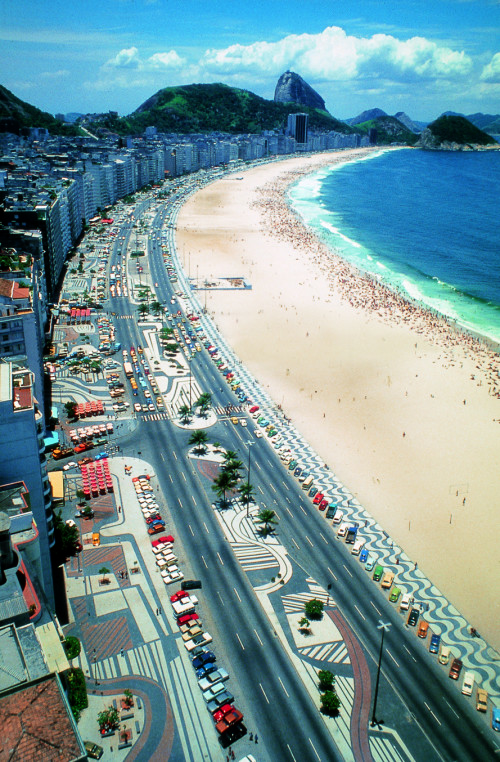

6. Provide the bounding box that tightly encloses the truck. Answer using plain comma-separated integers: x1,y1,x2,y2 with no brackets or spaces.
123,361,134,378
346,525,358,544
52,446,74,460
130,378,138,395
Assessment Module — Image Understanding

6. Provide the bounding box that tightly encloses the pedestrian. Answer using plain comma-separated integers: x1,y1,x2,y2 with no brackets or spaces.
255,734,258,743
414,561,418,570
396,557,399,565
118,505,122,514
120,648,124,657
249,733,253,741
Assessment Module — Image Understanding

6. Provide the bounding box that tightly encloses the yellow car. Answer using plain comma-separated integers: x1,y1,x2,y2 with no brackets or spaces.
231,417,238,425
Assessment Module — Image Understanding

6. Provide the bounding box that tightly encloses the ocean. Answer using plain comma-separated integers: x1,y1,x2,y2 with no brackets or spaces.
288,147,500,345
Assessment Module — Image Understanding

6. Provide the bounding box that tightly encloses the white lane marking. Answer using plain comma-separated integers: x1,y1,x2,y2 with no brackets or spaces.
217,592,224,605
259,683,270,704
308,738,321,761
387,650,399,667
305,536,314,547
203,522,209,534
168,474,173,483
160,453,165,461
254,629,263,646
354,605,366,621
270,484,276,493
319,532,328,544
181,472,186,482
278,676,289,697
233,587,241,603
177,498,183,508
292,538,300,550
286,745,298,762
300,505,307,515
172,450,177,460
236,633,244,650
285,507,293,517
370,601,381,615
327,566,337,581
444,699,459,718
188,524,194,536
258,485,264,494
424,702,442,725
343,565,353,577
217,552,224,566
191,495,196,505
404,645,418,662
201,556,208,568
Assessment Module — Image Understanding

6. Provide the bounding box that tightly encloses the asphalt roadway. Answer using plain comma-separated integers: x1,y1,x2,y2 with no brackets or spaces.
103,186,498,762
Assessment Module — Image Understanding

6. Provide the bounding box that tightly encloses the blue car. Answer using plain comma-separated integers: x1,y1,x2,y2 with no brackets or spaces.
192,651,216,669
493,707,500,732
359,548,369,563
195,662,217,679
429,633,441,654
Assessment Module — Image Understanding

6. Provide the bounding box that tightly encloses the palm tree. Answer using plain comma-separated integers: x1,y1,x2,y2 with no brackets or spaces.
138,303,149,320
160,326,174,342
222,456,243,484
239,481,255,512
178,404,192,424
195,392,212,418
151,301,163,316
189,429,209,454
256,509,278,536
211,470,236,508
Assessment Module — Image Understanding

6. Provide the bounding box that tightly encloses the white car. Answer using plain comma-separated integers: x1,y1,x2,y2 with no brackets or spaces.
134,403,142,412
240,419,247,427
254,430,263,438
332,510,344,524
400,594,411,611
337,523,349,537
65,519,76,528
63,461,78,471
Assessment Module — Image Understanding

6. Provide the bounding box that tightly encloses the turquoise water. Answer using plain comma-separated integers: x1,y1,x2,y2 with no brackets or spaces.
288,148,500,344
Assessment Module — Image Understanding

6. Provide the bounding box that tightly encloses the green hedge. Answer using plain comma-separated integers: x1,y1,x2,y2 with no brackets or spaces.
66,667,88,721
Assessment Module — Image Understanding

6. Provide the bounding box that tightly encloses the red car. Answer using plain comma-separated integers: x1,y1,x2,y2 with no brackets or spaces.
313,492,324,505
319,499,328,511
159,535,175,544
170,590,189,603
212,703,235,722
249,406,259,414
177,612,199,625
147,524,163,536
145,514,162,524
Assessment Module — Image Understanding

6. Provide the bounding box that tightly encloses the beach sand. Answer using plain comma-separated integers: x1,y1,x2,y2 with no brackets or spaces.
176,148,500,650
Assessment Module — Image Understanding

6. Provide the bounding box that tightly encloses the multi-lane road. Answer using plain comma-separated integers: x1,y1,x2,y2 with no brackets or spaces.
103,178,498,762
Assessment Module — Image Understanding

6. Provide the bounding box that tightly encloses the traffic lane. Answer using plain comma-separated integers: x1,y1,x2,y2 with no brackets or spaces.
145,427,342,761
180,515,344,762
270,503,491,758
245,450,493,759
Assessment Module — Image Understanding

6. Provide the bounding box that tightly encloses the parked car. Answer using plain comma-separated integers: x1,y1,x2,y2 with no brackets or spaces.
84,741,103,759
337,523,349,538
429,633,441,653
206,691,235,714
177,612,199,625
202,681,229,702
364,554,376,571
407,607,420,626
417,620,429,639
313,492,324,505
449,658,463,680
476,688,488,713
192,651,216,669
400,593,411,611
359,548,369,564
389,587,401,603
196,663,218,679
198,668,229,691
492,707,500,732
333,511,344,525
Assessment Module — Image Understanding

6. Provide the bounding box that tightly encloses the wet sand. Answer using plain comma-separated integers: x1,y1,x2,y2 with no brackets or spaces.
176,148,500,650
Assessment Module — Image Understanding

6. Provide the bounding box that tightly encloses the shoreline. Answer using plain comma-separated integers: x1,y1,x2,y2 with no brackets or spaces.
176,147,500,649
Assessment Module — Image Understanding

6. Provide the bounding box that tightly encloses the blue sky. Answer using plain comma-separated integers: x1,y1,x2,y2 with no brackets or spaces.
1,0,499,121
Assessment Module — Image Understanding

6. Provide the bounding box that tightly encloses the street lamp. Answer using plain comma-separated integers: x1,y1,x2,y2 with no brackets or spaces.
246,441,254,517
371,619,391,727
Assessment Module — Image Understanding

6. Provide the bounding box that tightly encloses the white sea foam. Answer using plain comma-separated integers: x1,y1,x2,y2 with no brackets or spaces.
321,221,362,248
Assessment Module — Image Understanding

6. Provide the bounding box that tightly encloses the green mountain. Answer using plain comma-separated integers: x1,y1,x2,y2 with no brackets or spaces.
0,84,79,135
100,83,355,136
353,116,419,146
422,115,496,147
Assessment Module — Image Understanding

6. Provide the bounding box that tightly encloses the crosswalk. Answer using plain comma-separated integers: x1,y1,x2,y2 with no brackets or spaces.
214,404,245,416
140,411,169,421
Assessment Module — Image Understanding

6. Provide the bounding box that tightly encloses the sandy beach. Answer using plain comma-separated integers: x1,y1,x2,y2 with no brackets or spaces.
176,147,500,650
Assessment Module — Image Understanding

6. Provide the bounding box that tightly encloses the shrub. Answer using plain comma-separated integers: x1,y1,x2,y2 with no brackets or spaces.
320,690,341,716
304,598,324,620
318,669,335,690
64,636,81,659
66,667,88,722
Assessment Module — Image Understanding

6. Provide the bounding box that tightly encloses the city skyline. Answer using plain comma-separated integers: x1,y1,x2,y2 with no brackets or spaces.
1,0,499,122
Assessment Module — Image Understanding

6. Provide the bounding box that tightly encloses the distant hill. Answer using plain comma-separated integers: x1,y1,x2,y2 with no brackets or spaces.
0,84,79,135
354,116,419,146
417,115,497,150
101,83,354,136
346,108,388,126
274,71,327,112
441,110,500,136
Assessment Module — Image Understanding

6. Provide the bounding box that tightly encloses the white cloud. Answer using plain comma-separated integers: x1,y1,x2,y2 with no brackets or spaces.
480,52,500,82
40,69,70,79
201,26,473,84
104,46,186,72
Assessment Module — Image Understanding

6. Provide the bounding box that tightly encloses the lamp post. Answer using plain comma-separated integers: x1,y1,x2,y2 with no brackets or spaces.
371,620,391,727
246,441,253,517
